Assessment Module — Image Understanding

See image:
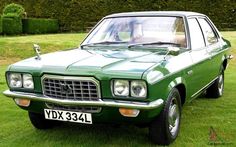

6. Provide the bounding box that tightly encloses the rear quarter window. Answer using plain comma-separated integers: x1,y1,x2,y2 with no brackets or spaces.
198,18,218,45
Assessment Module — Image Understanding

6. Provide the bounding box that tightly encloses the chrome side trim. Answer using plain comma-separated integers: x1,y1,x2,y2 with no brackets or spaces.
41,74,101,99
191,76,218,98
3,90,164,110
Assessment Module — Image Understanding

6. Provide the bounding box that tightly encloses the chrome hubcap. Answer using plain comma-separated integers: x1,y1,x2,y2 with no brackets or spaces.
218,74,224,96
168,97,180,137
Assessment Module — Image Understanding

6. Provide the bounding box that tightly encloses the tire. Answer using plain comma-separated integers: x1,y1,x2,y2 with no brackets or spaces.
206,71,224,98
149,88,182,145
28,112,57,129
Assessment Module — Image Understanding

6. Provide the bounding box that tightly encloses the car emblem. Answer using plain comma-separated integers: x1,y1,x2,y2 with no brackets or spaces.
60,83,72,94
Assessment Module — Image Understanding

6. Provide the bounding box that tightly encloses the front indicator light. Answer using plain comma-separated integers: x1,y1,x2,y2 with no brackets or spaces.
14,98,30,107
119,108,140,117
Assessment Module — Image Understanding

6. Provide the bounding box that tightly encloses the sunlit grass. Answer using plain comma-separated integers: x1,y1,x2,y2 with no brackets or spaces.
0,33,86,61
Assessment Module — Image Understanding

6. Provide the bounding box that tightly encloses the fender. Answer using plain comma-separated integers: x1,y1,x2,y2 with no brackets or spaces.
167,77,187,92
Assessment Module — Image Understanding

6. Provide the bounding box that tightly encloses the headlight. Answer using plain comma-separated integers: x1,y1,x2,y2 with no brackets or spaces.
23,74,34,89
113,80,129,96
131,81,147,98
9,73,22,88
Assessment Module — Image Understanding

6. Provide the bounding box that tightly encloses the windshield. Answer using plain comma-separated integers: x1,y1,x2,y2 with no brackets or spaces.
82,16,187,48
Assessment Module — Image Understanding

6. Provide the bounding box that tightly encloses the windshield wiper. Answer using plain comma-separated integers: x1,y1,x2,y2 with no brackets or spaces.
81,41,127,48
128,41,181,48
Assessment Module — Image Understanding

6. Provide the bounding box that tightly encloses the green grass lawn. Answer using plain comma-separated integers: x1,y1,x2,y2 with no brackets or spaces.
0,32,236,146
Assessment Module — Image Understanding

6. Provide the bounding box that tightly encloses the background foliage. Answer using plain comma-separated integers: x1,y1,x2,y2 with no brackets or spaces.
22,18,59,34
1,3,25,35
2,3,25,17
0,16,2,33
2,13,22,35
0,0,235,32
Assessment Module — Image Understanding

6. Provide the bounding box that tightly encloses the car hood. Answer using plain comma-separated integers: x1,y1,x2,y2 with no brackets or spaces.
10,48,166,79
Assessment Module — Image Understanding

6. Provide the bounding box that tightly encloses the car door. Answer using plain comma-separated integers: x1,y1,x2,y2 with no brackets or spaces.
197,17,222,80
186,17,212,97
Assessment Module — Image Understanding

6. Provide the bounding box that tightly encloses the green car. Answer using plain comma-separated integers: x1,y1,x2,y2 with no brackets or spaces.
3,11,232,145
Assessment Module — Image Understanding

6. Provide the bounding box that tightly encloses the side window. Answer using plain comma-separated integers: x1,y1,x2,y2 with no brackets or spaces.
198,18,218,45
188,18,205,49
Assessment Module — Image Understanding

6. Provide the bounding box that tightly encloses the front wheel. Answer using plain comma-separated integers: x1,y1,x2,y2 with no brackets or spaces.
28,112,58,129
206,72,224,98
149,88,182,145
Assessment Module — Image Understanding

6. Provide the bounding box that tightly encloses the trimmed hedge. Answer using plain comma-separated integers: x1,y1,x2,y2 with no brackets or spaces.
0,16,2,34
0,0,236,31
2,14,22,35
22,18,59,34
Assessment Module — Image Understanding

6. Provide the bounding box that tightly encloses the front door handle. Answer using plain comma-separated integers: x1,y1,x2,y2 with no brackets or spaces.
187,70,193,75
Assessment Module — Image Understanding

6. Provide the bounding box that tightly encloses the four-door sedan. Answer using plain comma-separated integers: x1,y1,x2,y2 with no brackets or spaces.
3,11,231,145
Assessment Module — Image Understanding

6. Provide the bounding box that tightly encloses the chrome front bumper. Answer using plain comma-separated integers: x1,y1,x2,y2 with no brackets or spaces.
3,90,164,110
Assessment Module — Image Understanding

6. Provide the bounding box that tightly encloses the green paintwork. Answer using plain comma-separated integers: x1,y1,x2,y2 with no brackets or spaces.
3,12,231,124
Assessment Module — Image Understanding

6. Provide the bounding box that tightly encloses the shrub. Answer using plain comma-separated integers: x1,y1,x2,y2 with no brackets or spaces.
3,3,26,18
22,18,59,34
2,14,22,35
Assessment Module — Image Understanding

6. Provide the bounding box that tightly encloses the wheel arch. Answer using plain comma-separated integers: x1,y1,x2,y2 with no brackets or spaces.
175,84,186,105
167,77,187,105
222,59,227,71
222,54,228,71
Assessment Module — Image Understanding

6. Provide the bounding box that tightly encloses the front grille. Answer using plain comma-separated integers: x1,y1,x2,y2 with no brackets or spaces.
42,75,101,113
42,75,100,101
46,103,102,113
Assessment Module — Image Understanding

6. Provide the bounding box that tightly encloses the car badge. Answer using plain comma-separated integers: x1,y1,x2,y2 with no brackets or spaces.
60,83,73,94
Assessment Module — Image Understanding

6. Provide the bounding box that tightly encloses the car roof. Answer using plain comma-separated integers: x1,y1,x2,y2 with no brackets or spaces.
105,11,205,18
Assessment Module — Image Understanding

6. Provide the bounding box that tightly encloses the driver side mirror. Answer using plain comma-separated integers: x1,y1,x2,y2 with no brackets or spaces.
168,47,180,56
